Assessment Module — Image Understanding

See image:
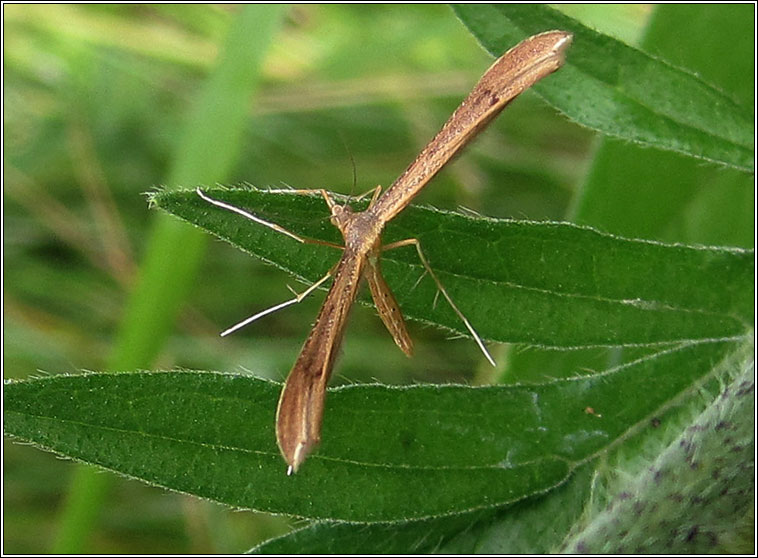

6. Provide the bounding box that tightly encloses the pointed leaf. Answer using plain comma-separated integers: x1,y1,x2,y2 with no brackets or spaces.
453,4,754,172
151,187,753,348
3,338,745,523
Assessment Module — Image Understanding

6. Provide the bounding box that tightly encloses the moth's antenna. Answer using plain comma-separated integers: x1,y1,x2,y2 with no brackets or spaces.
336,131,358,202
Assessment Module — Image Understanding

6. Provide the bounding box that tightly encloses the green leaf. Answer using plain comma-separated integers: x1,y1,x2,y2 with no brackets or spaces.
252,464,596,554
570,4,754,248
555,352,755,553
3,339,748,528
452,4,754,172
440,338,755,554
252,509,500,554
502,0,754,463
151,187,753,347
3,371,568,522
252,338,753,553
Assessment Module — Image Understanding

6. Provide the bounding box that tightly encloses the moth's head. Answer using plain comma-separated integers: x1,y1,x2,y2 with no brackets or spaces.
329,202,354,231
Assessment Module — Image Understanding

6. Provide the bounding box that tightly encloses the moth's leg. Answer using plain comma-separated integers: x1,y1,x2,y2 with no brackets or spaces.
364,185,383,205
382,237,496,366
196,188,342,249
220,268,335,337
364,248,413,357
196,188,341,335
317,185,383,214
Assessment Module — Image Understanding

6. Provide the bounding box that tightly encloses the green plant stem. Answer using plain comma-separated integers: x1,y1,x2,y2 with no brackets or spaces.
50,5,287,553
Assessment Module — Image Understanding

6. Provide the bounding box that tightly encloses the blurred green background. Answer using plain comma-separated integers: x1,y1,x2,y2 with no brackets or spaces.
4,4,654,553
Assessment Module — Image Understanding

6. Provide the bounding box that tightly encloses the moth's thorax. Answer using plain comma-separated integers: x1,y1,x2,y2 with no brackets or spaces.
330,204,384,252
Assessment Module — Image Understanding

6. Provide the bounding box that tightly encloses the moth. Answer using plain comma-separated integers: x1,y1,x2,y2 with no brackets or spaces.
200,30,572,473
